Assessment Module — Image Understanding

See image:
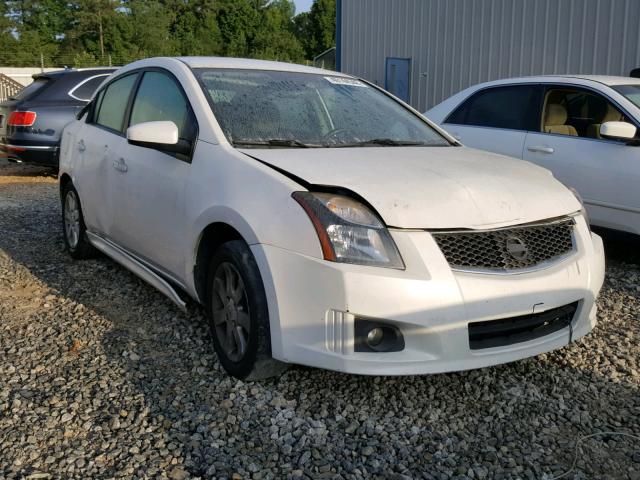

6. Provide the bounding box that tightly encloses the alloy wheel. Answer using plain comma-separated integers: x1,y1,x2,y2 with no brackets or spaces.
64,190,81,248
211,262,251,362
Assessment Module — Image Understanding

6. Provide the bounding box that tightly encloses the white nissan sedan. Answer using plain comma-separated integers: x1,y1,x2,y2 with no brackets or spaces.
59,57,605,379
426,75,640,236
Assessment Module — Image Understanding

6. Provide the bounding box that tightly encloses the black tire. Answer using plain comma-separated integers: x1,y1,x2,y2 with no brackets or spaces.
207,240,288,380
61,183,96,259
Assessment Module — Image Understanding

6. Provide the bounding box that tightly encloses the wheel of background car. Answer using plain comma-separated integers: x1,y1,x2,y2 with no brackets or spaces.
207,240,288,380
61,183,96,259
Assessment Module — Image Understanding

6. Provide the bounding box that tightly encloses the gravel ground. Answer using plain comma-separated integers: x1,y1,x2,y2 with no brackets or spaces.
0,160,639,480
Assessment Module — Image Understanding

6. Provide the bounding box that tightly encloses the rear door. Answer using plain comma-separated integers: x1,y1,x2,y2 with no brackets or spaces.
523,85,640,234
72,73,139,237
441,84,542,159
111,69,198,278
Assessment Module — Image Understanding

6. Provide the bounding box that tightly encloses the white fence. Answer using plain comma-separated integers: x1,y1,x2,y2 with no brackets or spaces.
0,74,24,102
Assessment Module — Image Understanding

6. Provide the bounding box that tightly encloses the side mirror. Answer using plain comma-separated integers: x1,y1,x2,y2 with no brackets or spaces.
127,121,179,146
126,120,192,157
600,121,637,141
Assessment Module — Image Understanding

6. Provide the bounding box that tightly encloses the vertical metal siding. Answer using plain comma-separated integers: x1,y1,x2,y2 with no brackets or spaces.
339,0,640,111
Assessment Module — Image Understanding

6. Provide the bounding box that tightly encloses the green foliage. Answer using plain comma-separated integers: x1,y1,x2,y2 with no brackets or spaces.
0,1,17,56
0,0,336,67
308,0,335,57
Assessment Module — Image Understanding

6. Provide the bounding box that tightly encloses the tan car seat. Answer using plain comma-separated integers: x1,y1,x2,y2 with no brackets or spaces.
587,103,624,139
543,103,578,136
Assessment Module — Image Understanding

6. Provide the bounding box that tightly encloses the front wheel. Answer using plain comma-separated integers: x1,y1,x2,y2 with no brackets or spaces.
61,183,96,259
207,240,288,380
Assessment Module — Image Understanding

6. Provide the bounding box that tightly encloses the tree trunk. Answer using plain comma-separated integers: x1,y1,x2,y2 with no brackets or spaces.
98,13,104,59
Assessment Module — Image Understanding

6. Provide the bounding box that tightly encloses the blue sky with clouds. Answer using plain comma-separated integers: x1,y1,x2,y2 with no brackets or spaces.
294,0,313,13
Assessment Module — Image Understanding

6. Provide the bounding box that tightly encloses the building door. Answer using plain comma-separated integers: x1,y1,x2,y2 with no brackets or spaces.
385,57,410,103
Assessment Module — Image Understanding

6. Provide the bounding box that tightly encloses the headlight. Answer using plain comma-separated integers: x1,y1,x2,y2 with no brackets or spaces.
568,187,590,227
292,191,405,269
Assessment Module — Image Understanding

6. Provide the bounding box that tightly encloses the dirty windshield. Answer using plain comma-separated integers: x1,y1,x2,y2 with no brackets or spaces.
195,69,450,148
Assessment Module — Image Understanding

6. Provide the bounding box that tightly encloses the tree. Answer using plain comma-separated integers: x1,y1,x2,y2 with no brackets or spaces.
127,0,176,58
0,0,336,67
0,1,17,58
63,0,122,61
253,0,304,62
216,0,259,57
164,0,222,56
307,0,335,58
293,11,313,59
15,0,71,44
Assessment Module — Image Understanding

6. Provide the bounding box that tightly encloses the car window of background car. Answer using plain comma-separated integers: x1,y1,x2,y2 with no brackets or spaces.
445,85,539,131
129,71,196,142
95,74,138,132
69,75,109,102
542,87,631,140
196,69,449,147
10,77,50,101
611,85,640,109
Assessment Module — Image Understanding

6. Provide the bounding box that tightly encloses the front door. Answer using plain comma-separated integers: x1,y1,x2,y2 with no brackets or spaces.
385,57,411,103
523,85,640,234
113,69,198,278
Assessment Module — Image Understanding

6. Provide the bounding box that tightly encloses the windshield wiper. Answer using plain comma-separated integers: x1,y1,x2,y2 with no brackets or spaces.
332,138,433,147
233,139,321,148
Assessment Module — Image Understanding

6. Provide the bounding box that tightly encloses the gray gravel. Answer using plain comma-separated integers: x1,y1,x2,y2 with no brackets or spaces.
1,160,639,480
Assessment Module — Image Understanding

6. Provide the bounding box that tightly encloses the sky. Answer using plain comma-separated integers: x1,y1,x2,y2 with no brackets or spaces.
294,0,313,13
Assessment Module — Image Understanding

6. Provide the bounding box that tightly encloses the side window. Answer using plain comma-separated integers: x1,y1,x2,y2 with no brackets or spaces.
69,75,109,101
129,71,196,143
95,74,138,132
86,89,105,123
446,85,539,131
542,87,629,139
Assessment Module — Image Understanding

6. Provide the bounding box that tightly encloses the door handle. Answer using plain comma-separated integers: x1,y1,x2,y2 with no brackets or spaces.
527,146,554,154
77,140,86,152
112,158,128,173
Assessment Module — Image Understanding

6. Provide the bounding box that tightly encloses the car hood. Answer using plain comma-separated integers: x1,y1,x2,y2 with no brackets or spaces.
239,146,581,229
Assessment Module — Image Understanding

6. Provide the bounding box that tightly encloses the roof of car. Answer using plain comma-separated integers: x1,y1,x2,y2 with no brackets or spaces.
33,67,116,80
557,74,640,85
482,74,640,87
176,56,350,77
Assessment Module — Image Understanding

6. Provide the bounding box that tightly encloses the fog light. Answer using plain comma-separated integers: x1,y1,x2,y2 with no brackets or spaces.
367,327,384,347
354,317,405,353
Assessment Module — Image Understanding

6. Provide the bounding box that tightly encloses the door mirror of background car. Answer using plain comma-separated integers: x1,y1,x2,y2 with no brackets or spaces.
600,121,637,141
126,121,192,156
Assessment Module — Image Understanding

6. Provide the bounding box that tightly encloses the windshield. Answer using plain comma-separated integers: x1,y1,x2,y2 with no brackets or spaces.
612,84,640,109
194,69,450,148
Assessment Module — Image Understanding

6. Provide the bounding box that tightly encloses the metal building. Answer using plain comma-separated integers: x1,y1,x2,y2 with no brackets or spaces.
336,0,640,111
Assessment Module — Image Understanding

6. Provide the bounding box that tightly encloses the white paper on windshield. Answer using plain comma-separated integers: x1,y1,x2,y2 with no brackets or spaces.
324,76,367,87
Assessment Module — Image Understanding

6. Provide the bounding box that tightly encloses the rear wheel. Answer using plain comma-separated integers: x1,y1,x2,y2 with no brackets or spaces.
62,183,96,259
207,240,288,380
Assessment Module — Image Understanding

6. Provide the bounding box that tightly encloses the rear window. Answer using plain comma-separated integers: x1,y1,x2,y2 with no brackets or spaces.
10,78,50,101
69,75,109,101
446,85,540,131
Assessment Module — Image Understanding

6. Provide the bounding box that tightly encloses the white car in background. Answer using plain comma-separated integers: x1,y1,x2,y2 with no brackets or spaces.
59,57,604,379
426,75,640,236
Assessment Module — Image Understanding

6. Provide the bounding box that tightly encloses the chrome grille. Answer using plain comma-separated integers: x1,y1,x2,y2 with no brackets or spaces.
432,218,576,272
